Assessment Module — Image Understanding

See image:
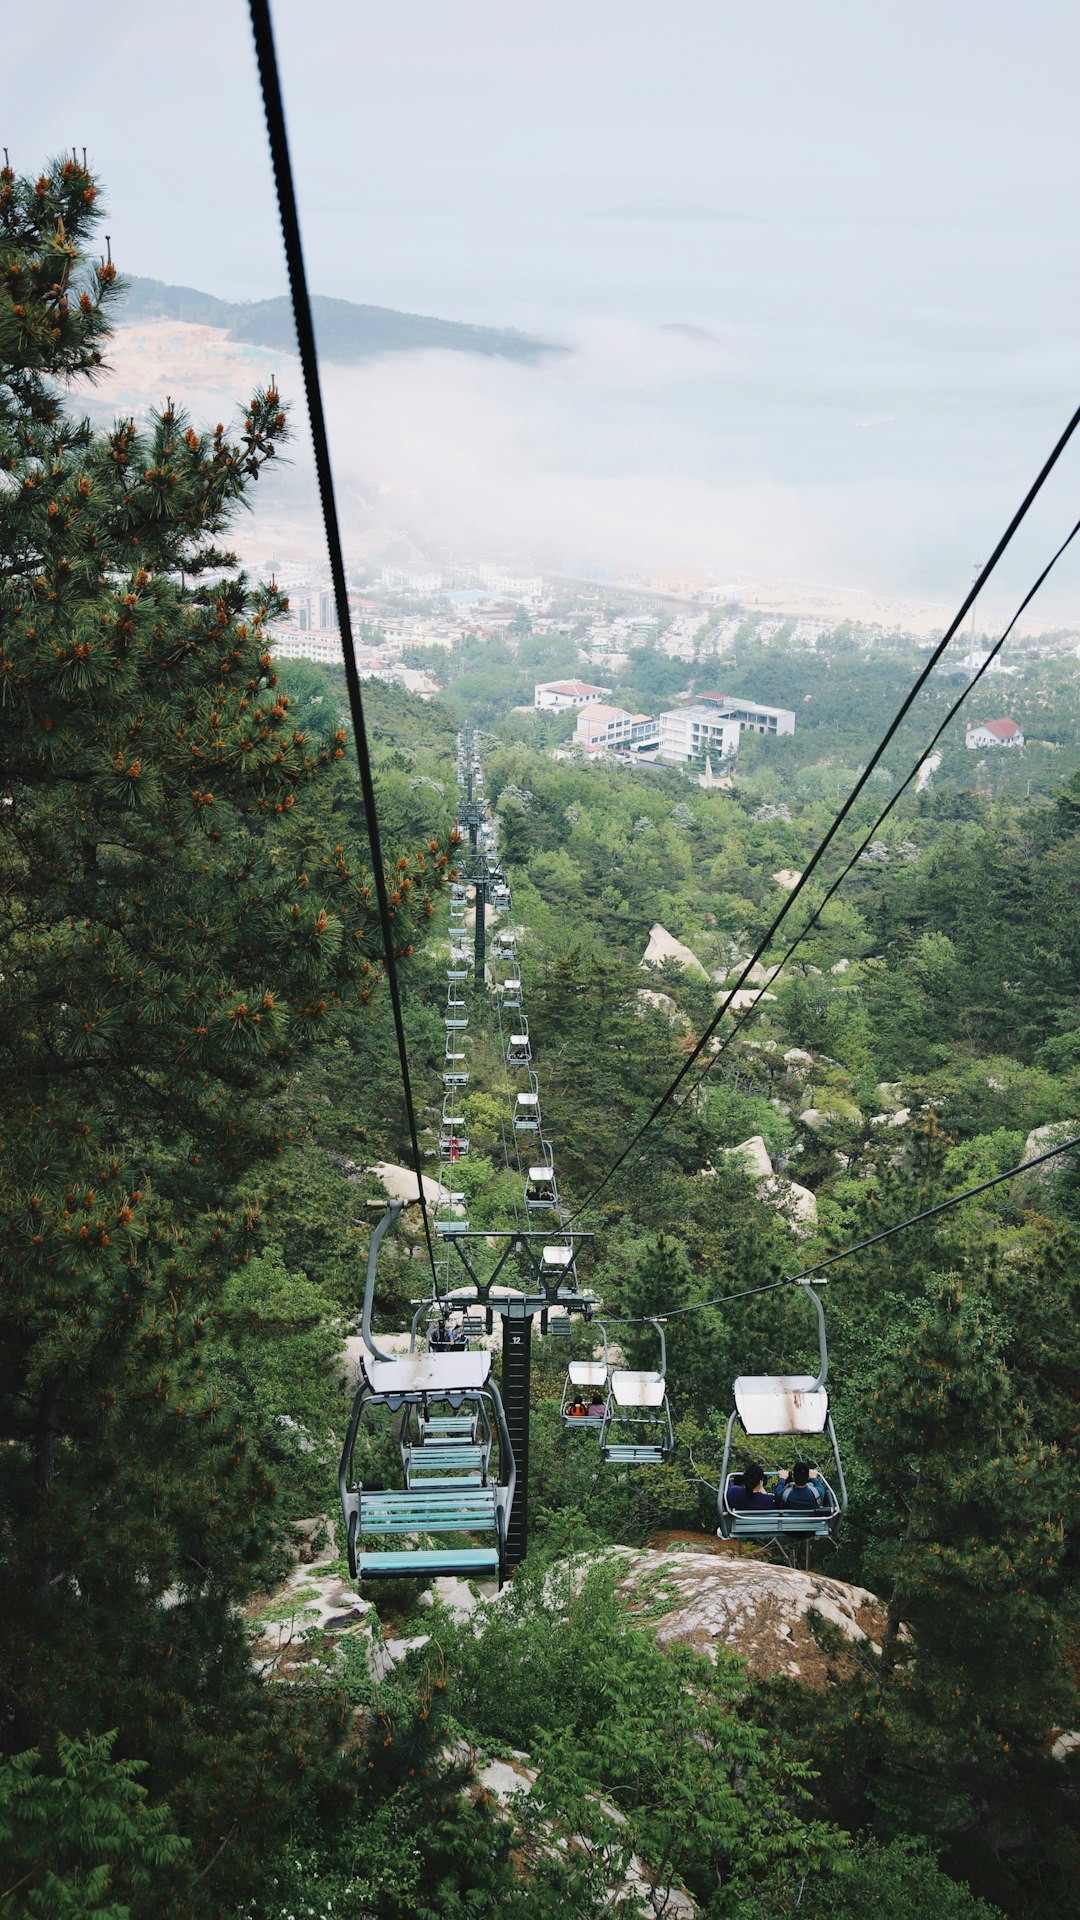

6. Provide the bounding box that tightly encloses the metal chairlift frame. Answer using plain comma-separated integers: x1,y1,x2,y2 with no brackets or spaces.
599,1318,675,1465
716,1282,848,1543
506,1019,531,1067
338,1203,517,1586
513,1083,542,1135
524,1163,560,1215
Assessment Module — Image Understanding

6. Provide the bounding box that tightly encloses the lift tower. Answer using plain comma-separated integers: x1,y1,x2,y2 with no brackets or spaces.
418,1230,596,1563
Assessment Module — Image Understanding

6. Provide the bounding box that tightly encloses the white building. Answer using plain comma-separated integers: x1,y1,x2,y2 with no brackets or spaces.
574,703,635,751
698,693,796,737
534,679,611,712
478,568,544,602
271,629,344,666
657,706,742,763
965,717,1025,749
380,567,444,594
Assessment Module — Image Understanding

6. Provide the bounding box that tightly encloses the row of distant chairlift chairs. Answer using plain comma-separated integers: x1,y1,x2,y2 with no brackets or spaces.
338,751,847,1585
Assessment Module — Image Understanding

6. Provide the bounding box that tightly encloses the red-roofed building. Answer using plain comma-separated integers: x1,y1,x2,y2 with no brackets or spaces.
965,717,1025,750
534,678,611,712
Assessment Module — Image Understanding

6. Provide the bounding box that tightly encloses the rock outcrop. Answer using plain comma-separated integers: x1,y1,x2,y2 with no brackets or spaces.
727,1135,774,1182
717,986,777,1012
609,1545,885,1686
640,923,708,976
1023,1120,1079,1167
723,1137,817,1228
368,1160,464,1210
636,987,682,1019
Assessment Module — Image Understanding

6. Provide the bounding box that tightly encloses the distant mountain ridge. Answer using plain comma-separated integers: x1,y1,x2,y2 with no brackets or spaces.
119,276,564,366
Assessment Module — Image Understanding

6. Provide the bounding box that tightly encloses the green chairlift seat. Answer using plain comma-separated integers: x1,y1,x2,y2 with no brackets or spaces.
340,1279,516,1586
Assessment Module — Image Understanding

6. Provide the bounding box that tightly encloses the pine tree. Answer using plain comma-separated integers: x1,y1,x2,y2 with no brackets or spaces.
853,1277,1076,1911
0,157,450,1914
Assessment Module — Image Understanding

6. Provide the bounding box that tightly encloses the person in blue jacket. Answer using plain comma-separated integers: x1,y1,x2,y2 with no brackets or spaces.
774,1461,825,1509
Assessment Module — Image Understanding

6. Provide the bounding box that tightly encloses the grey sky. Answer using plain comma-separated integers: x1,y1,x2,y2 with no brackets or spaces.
7,2,1080,618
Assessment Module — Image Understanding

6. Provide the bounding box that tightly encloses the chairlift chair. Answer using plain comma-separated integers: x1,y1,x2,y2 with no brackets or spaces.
716,1283,847,1543
540,1242,577,1288
506,1027,532,1068
513,1090,542,1135
561,1324,609,1428
438,1112,469,1159
600,1320,674,1466
497,977,522,1012
339,1207,516,1585
432,1185,468,1237
524,1165,559,1214
443,1050,469,1091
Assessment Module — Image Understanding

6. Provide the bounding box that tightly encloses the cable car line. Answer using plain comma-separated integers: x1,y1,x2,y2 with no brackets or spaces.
249,0,1079,1566
590,1130,1080,1330
564,415,1080,1225
664,510,1080,1113
248,0,438,1285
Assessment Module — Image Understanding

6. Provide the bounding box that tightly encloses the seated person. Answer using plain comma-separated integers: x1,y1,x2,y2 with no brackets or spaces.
774,1461,826,1509
727,1461,776,1510
586,1393,606,1419
429,1322,453,1351
566,1396,588,1418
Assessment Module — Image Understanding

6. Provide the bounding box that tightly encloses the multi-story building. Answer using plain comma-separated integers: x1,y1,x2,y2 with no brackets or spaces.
573,703,635,751
534,679,611,712
657,694,795,762
657,706,742,763
697,693,796,737
271,629,344,667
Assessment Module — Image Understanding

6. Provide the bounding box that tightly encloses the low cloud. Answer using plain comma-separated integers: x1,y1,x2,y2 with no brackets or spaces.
92,315,1080,628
